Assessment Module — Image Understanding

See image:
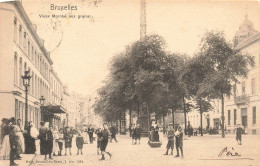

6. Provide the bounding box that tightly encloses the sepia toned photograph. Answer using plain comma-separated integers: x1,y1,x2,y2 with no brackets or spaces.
0,0,260,165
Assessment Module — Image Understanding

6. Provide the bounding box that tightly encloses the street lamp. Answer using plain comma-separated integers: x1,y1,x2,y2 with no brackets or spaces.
22,70,31,128
40,96,45,122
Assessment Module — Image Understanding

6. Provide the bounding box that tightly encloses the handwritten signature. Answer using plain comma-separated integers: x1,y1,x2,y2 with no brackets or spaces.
218,147,241,157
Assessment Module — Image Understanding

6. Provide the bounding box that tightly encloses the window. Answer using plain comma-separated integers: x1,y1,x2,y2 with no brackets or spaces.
242,81,246,95
14,53,18,85
19,58,22,87
228,110,231,125
32,47,34,62
252,78,256,95
23,32,27,49
15,99,19,120
28,41,30,57
14,17,17,41
234,109,237,125
19,25,22,45
233,84,237,97
32,72,34,96
253,107,256,124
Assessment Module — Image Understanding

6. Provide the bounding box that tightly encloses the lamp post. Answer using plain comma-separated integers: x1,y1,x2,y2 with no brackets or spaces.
39,95,45,122
22,70,31,128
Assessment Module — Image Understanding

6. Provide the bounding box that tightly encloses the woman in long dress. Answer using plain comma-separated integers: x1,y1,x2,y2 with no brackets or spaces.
52,126,59,156
83,129,89,144
39,122,49,160
0,120,11,160
16,119,25,153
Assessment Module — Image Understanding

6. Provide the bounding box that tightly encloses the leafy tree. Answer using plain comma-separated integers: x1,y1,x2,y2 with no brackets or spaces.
197,31,254,138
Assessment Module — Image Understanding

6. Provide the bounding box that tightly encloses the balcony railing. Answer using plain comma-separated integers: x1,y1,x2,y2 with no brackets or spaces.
234,95,250,105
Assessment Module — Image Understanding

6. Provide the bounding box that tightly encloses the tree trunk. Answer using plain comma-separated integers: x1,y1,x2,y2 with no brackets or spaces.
171,108,175,126
137,101,140,116
199,98,203,136
221,93,225,138
120,111,122,134
147,102,151,128
124,109,126,133
183,96,187,135
129,106,132,131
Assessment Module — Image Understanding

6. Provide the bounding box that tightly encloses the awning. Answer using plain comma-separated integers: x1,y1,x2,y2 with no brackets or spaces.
41,105,67,114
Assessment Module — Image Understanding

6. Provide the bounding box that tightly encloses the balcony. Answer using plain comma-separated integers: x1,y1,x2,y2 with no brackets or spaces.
234,95,250,105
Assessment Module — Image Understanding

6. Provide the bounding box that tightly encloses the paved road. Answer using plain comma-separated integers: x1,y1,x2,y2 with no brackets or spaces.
2,133,260,166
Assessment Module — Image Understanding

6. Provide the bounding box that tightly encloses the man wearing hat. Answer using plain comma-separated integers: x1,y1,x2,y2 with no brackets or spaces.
175,122,183,158
164,123,175,155
235,124,243,145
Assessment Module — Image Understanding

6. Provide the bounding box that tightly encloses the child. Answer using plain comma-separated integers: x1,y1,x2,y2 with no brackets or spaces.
64,127,73,155
76,130,84,155
134,124,142,144
58,129,64,156
95,128,102,155
164,123,174,155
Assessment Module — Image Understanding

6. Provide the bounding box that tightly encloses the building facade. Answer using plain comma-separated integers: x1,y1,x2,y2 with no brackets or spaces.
0,1,67,130
225,15,260,135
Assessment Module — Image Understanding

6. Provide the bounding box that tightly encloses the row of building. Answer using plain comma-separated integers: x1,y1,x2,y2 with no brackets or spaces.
0,1,95,131
187,14,260,135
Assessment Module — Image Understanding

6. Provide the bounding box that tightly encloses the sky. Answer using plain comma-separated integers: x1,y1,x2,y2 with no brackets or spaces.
20,0,260,96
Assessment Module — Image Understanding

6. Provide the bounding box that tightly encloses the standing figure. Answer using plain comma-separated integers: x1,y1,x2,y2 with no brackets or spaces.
0,119,11,160
95,128,102,155
175,122,184,158
52,127,59,156
149,121,159,142
164,124,175,155
16,119,25,154
47,126,54,159
99,123,112,160
39,122,49,160
76,130,84,155
235,124,243,145
57,129,64,156
26,122,37,154
10,118,23,160
88,126,94,144
110,125,118,143
187,121,192,137
134,124,142,145
9,119,18,166
131,124,136,145
64,127,73,155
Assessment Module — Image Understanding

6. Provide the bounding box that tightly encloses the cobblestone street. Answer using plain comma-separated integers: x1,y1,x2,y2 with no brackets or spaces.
2,134,257,166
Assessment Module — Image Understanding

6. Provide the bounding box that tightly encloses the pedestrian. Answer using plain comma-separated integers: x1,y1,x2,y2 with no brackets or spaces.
95,128,102,155
26,122,37,154
39,121,49,160
52,126,59,156
175,122,184,158
164,123,174,155
16,119,25,154
10,118,23,160
131,124,136,144
0,119,11,160
9,118,18,166
76,130,84,155
99,123,112,160
57,129,64,156
187,121,192,137
64,126,73,155
83,127,89,144
88,125,94,144
134,124,142,145
235,124,243,145
110,125,118,143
